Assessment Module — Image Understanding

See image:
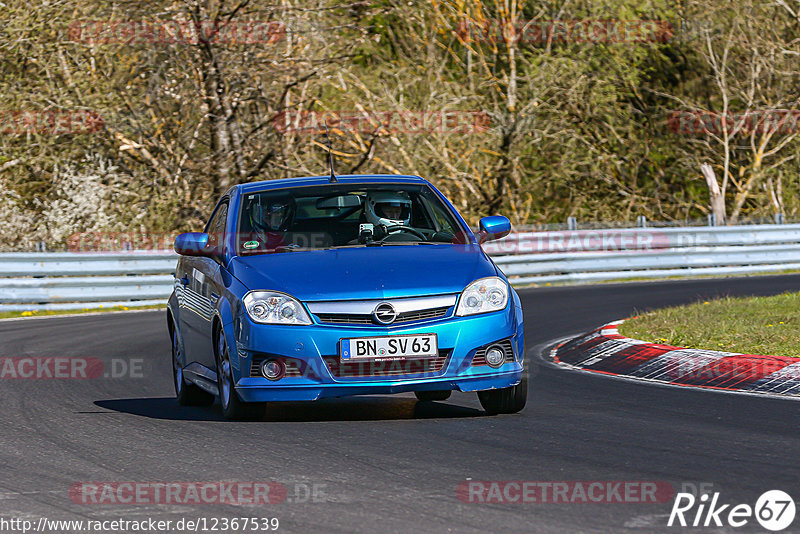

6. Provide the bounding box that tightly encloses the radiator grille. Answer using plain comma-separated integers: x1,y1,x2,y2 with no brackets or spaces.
323,350,450,378
315,307,449,325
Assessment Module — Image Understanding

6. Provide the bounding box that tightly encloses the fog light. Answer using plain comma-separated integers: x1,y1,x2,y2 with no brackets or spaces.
485,346,505,368
261,359,285,381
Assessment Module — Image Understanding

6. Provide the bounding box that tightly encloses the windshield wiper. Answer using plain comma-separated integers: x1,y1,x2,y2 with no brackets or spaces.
274,244,304,252
376,241,439,245
265,241,441,252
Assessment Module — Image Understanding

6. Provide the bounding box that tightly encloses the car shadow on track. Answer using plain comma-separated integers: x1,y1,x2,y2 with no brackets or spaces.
93,396,485,422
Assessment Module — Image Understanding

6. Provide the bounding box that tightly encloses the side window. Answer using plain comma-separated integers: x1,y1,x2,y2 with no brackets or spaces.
410,197,436,229
205,201,228,250
425,198,457,234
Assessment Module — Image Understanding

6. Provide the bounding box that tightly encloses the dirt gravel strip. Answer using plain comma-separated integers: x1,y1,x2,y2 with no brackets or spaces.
552,320,800,396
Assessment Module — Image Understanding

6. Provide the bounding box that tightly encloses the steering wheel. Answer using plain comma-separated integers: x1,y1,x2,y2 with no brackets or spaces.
381,225,428,241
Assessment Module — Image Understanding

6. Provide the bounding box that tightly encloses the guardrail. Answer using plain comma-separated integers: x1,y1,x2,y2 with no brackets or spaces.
487,224,800,285
0,252,176,312
2,223,800,311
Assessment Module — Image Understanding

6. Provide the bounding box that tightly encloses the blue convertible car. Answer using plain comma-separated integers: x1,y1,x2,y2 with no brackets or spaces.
167,174,525,419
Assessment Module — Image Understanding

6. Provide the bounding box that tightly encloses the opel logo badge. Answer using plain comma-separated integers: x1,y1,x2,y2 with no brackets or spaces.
373,303,397,325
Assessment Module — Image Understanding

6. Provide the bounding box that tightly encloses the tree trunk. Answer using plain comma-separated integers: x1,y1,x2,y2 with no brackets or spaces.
700,163,726,225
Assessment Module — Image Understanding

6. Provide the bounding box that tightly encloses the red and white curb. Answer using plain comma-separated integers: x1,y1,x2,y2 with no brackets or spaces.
551,320,800,396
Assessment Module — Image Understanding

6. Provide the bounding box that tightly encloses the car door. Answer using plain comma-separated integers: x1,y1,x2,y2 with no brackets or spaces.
178,199,228,370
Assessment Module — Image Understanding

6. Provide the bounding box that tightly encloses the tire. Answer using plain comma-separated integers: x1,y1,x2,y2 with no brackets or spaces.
477,374,527,415
215,326,265,421
172,328,214,406
414,390,452,401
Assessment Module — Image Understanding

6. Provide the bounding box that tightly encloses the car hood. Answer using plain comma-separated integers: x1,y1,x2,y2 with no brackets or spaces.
227,244,497,301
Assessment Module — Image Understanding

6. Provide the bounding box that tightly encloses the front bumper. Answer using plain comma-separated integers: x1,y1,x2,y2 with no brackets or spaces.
229,304,524,402
236,370,522,402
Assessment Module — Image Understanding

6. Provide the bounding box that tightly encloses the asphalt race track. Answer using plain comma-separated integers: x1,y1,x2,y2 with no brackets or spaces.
3,275,800,533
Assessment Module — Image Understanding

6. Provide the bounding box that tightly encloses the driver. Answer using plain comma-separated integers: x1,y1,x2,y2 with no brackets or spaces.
246,196,296,250
365,191,412,237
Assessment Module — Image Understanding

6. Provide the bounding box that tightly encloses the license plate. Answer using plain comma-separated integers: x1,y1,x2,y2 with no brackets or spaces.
340,334,438,361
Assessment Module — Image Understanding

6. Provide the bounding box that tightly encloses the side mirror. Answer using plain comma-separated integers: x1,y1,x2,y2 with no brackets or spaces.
174,232,213,256
477,216,511,244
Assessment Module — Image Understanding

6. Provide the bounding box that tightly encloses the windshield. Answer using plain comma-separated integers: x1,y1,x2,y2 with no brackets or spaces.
236,183,469,255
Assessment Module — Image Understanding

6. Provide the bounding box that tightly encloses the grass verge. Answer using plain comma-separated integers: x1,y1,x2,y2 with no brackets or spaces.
619,291,800,357
0,304,166,320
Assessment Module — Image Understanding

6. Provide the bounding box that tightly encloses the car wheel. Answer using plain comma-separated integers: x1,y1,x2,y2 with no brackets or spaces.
215,326,265,421
172,329,214,406
414,390,452,401
477,374,527,415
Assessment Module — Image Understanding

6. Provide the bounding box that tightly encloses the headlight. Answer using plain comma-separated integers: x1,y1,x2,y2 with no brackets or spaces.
243,291,312,325
456,277,509,316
